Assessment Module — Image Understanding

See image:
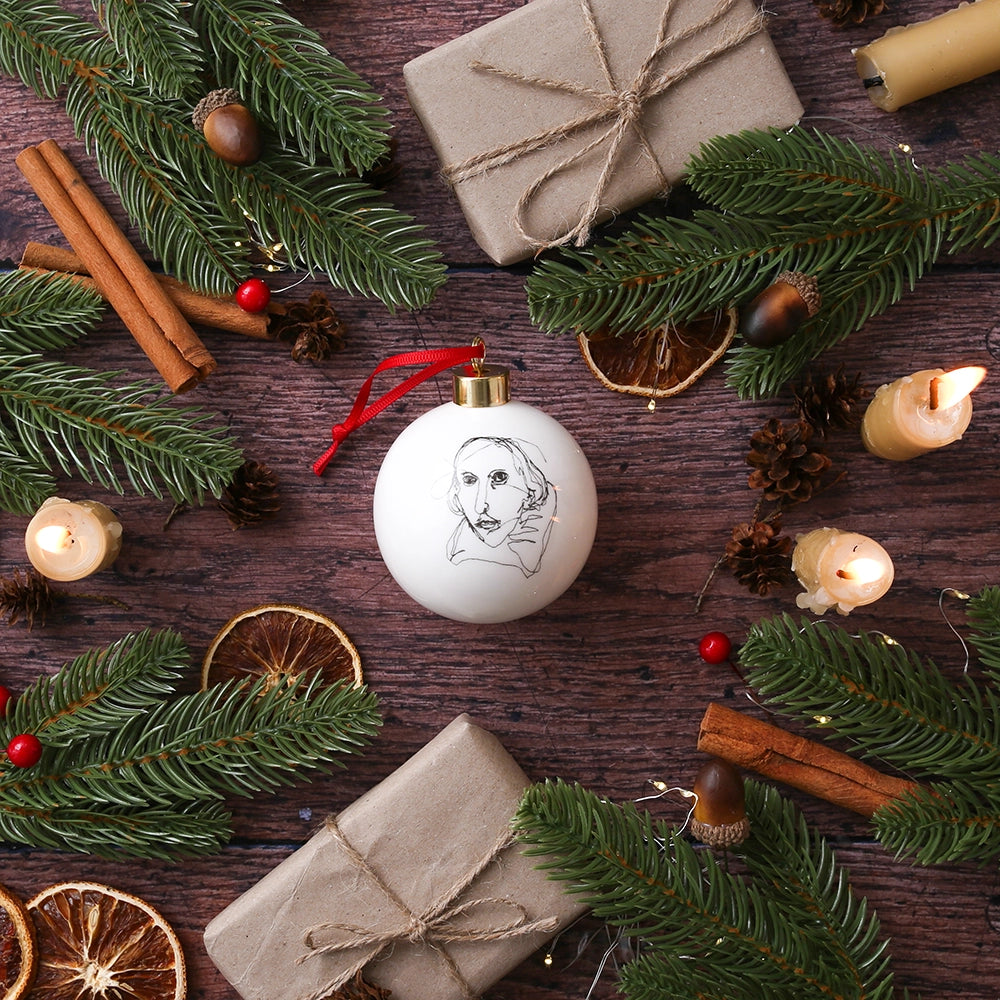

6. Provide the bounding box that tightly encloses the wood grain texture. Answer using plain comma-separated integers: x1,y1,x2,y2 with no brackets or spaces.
2,1,1000,997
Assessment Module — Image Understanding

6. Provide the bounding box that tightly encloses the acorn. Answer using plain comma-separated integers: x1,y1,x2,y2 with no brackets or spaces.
738,270,821,348
690,757,750,849
193,88,261,166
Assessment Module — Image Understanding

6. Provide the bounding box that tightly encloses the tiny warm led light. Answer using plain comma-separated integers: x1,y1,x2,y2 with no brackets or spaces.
543,953,553,967
649,779,668,792
929,365,987,411
35,524,73,553
814,715,833,725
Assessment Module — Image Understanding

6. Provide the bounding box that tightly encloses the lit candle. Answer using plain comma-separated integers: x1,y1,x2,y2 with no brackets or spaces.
861,366,986,461
792,527,894,616
24,497,123,581
854,0,1000,112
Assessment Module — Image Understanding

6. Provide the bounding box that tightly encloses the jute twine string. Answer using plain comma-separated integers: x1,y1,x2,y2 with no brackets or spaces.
297,816,559,1000
442,0,765,251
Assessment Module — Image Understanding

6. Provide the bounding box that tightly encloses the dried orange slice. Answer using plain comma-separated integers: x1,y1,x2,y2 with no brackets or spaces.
0,882,37,1000
578,307,737,401
26,882,184,1000
200,603,363,693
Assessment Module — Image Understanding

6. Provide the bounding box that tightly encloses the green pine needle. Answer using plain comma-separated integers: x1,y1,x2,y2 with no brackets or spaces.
0,269,105,352
0,629,382,859
514,778,900,1000
96,0,203,99
525,126,1000,398
0,428,56,515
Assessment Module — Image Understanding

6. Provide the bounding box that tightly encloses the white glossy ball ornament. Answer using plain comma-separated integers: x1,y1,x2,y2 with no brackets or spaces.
373,364,598,623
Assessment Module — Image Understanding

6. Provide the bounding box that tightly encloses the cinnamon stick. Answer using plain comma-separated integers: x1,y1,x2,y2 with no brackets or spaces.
697,702,917,817
35,139,217,375
20,242,272,340
14,144,200,394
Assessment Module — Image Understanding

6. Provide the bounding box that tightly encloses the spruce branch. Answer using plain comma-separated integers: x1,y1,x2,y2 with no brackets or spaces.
0,0,446,308
0,355,245,507
526,126,1000,398
0,429,55,515
0,629,381,859
0,268,104,353
191,0,391,173
514,778,900,1000
95,0,203,99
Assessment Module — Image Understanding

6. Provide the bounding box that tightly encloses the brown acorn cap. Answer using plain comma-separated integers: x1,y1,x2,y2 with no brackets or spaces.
774,271,821,317
192,88,244,131
690,815,751,849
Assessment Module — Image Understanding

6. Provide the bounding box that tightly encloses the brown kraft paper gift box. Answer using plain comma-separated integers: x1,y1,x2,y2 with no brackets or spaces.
404,0,803,265
203,714,588,1000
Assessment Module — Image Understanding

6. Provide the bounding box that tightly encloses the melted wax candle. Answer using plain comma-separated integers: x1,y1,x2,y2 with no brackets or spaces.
861,366,986,461
24,497,123,581
854,0,1000,112
792,528,894,616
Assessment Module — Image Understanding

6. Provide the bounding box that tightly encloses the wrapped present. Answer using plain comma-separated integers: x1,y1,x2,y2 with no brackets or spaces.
404,0,803,265
203,715,586,1000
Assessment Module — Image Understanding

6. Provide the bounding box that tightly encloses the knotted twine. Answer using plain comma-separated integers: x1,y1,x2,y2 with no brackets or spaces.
297,816,560,1000
441,0,765,252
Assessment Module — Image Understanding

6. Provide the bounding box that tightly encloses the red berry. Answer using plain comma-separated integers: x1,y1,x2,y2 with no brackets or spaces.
0,686,11,717
698,631,733,665
235,277,271,313
6,733,42,768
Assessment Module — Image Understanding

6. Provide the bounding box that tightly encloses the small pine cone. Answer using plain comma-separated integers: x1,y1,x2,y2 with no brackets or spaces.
218,460,280,529
811,0,885,26
746,417,832,504
725,520,793,595
0,569,59,628
327,972,393,1000
270,291,347,363
793,368,869,435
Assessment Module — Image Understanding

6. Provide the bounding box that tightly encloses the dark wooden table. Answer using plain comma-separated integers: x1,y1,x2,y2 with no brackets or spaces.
2,1,999,997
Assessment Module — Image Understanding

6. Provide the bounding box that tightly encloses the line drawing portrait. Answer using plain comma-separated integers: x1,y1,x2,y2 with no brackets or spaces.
446,436,557,577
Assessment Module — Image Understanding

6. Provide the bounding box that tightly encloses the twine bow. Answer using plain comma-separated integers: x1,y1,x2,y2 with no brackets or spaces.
442,0,765,251
297,816,559,1000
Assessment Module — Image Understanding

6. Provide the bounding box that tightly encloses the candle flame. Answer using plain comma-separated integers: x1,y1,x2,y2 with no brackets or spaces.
836,557,886,585
36,524,73,553
930,366,986,410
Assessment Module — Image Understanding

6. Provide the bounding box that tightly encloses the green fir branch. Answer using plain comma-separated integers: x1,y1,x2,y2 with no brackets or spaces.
191,0,391,173
739,614,1000,782
0,427,56,514
94,0,203,98
0,269,104,353
0,800,232,861
0,629,381,859
0,0,445,307
965,585,1000,683
3,629,188,748
514,778,901,1000
0,355,244,507
525,126,1000,398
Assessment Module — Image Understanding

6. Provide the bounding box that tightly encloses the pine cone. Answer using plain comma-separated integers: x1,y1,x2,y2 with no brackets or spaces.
793,368,868,435
327,972,392,1000
811,0,885,26
218,460,281,529
725,520,793,595
1,569,59,628
746,417,831,504
270,291,347,363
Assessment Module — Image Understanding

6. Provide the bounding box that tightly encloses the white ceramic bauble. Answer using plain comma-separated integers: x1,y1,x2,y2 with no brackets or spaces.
373,370,597,623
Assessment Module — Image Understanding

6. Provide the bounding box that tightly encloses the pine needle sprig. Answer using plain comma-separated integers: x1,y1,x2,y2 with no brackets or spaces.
0,269,105,353
192,0,391,174
965,585,1000,683
0,426,57,515
0,628,381,859
0,0,85,98
514,778,901,1000
0,800,232,860
0,356,245,505
4,629,188,748
95,0,203,99
525,126,1000,398
738,614,1000,783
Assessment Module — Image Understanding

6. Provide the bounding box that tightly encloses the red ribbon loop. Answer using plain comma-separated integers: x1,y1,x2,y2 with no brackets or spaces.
312,344,487,476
